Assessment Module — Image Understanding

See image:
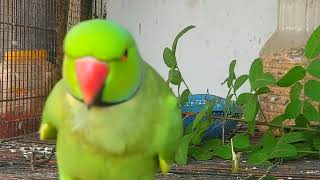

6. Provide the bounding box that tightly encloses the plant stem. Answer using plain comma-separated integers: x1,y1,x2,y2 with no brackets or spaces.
258,161,280,180
221,88,234,145
182,112,320,132
257,101,268,123
233,86,239,102
176,66,191,92
297,151,320,154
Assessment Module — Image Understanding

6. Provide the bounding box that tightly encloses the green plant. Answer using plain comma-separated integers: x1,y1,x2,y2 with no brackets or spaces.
164,25,320,172
163,25,195,106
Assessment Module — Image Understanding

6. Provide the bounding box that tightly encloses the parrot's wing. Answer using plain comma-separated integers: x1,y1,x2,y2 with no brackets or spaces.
156,94,183,175
39,80,66,140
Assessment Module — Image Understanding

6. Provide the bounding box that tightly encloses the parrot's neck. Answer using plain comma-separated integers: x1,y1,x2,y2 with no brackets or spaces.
92,81,142,107
66,63,145,108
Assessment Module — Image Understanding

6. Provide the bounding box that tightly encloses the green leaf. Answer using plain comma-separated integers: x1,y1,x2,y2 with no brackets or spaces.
184,122,193,135
202,139,221,151
206,99,216,122
263,176,277,180
169,69,182,85
232,134,251,150
234,75,248,91
307,59,320,78
249,58,263,80
221,78,228,86
175,134,192,165
290,82,302,101
305,25,320,59
249,58,276,90
253,72,276,89
192,100,215,131
270,143,297,158
303,101,319,121
212,144,232,160
295,114,309,128
255,87,271,95
191,120,211,145
305,80,320,102
230,101,238,116
224,94,234,113
237,93,253,106
276,66,306,87
278,132,307,144
261,131,277,148
269,115,286,132
294,143,313,158
188,146,213,161
191,100,217,145
313,138,320,150
163,48,177,68
191,131,205,146
244,94,259,134
192,111,206,132
172,25,196,54
285,99,302,119
247,151,270,165
227,60,237,88
180,89,191,106
244,144,262,153
270,115,286,126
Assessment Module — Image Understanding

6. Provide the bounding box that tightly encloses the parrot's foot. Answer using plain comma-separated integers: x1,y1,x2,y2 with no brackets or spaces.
39,123,57,140
158,156,170,176
39,124,49,140
59,173,77,180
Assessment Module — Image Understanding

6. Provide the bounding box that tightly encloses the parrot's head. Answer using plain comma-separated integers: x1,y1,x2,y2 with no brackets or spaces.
62,19,143,107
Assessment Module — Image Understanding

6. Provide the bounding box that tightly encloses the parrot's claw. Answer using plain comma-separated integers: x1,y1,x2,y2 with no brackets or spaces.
159,156,170,176
39,123,56,140
40,123,49,140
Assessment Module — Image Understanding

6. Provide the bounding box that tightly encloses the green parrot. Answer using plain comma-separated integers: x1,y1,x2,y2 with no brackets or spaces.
39,19,183,180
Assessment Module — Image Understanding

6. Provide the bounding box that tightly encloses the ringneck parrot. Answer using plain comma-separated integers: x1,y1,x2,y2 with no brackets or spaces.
39,19,183,180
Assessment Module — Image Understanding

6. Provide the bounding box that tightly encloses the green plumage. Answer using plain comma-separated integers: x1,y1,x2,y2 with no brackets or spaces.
40,19,183,180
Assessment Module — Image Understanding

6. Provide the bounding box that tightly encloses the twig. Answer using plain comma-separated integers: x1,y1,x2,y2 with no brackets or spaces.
243,174,255,180
258,161,280,180
176,66,192,92
257,101,268,123
30,151,35,171
182,112,320,132
221,87,234,144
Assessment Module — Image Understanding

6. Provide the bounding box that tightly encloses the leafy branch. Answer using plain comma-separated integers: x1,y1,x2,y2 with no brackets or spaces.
163,25,195,105
164,25,320,173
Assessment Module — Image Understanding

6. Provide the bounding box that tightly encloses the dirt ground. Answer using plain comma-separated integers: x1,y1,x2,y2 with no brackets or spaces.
0,133,320,180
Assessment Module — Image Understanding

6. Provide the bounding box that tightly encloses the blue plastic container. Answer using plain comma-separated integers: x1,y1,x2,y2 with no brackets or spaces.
181,94,242,140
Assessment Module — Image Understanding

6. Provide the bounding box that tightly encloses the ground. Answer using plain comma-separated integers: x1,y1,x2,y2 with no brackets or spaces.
0,134,319,180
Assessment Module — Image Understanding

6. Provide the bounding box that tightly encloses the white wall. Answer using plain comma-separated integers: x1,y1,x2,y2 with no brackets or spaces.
107,0,277,97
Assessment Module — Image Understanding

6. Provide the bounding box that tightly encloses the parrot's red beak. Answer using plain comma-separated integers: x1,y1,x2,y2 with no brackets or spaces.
75,57,109,106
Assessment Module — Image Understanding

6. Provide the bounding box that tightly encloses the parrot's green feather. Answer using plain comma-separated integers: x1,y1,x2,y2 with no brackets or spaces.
40,19,183,180
63,19,142,103
40,63,182,179
40,81,66,140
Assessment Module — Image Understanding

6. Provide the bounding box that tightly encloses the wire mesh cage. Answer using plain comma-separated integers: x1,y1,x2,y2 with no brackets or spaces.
0,0,57,138
0,0,107,139
68,0,107,30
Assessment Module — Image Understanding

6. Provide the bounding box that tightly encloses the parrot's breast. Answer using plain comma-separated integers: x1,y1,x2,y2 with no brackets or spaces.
55,62,182,179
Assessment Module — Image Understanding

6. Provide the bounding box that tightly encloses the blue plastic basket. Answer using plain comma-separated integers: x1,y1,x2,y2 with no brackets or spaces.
181,94,242,140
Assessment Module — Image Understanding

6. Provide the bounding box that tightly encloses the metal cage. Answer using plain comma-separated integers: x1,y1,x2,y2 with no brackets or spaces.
0,0,107,139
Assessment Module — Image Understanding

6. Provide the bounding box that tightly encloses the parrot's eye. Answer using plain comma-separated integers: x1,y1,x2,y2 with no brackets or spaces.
120,49,128,62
